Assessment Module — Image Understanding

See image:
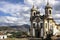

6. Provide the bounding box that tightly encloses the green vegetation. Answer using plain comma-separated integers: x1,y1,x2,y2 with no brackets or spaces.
9,31,27,38
0,27,12,31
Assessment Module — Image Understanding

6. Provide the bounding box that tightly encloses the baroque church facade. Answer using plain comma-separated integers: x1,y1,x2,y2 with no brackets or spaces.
29,2,60,39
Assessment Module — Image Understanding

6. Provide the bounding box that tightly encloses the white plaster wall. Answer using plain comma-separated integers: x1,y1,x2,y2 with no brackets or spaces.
41,28,43,37
33,28,35,36
53,27,58,35
0,35,3,39
4,35,7,39
0,35,7,39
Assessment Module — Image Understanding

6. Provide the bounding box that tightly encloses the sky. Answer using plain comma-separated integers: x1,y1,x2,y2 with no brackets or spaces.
0,0,60,26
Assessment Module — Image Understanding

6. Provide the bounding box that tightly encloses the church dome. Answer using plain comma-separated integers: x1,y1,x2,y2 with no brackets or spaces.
31,5,38,11
45,2,52,9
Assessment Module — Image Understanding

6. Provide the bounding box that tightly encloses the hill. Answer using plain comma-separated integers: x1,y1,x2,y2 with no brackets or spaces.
0,24,30,32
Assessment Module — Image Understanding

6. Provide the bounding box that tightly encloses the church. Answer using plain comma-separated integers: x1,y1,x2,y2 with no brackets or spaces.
29,2,60,39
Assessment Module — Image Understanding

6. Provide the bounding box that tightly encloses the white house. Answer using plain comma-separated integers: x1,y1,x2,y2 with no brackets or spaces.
0,32,7,39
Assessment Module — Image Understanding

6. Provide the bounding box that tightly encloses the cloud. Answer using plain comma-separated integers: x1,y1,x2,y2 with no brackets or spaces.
54,3,60,11
53,14,60,18
24,0,56,6
0,1,31,16
0,0,24,4
55,20,60,24
0,16,29,26
0,16,18,23
0,2,22,16
23,13,30,18
49,0,56,5
0,1,31,25
24,0,43,6
0,0,60,26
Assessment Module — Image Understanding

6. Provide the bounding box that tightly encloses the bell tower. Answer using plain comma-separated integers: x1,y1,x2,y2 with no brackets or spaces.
30,5,41,37
31,5,37,17
45,2,52,18
30,5,40,17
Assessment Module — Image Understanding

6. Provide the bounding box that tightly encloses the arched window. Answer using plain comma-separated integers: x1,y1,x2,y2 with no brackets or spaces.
34,12,35,16
49,10,51,14
33,23,36,28
32,11,36,16
40,23,43,28
46,23,47,28
50,25,53,35
33,23,35,28
33,22,37,28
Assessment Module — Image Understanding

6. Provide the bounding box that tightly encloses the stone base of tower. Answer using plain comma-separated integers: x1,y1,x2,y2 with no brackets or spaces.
29,38,42,40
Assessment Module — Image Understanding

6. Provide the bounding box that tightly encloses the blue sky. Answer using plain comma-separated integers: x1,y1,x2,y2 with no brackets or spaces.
0,0,24,3
0,0,60,26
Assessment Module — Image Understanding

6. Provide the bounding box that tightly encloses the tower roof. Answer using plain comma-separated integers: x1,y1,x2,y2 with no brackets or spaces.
45,2,52,9
31,5,38,11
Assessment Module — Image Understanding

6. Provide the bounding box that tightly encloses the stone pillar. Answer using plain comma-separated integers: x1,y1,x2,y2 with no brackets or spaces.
32,28,35,37
41,28,43,37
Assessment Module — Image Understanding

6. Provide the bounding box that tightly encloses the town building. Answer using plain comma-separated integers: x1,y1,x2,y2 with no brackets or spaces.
0,32,7,39
29,2,60,39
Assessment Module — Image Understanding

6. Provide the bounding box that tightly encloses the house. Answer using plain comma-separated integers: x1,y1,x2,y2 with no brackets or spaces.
0,32,7,39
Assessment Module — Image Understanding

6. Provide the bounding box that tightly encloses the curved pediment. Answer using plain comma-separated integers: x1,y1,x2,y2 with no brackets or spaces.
33,17,41,23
